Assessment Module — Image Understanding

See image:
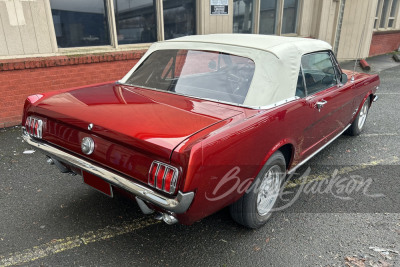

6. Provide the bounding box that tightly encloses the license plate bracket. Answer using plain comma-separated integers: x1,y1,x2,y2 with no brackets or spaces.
83,171,113,197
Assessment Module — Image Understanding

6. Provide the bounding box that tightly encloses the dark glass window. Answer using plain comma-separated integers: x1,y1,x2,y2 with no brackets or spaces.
163,0,196,40
301,52,337,95
282,0,299,34
126,50,255,105
114,0,157,44
233,0,255,33
296,68,306,98
390,0,398,16
50,0,110,48
259,0,278,35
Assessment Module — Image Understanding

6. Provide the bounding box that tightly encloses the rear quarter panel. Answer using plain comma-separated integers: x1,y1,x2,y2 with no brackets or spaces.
173,101,307,224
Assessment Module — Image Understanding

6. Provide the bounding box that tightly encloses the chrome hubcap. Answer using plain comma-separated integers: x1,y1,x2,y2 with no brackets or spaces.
257,165,282,216
358,101,368,130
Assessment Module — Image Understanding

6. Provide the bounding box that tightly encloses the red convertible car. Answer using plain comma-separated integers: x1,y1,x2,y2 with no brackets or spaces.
22,34,379,228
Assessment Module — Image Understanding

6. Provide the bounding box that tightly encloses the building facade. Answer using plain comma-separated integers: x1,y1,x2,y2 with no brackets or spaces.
1,0,399,127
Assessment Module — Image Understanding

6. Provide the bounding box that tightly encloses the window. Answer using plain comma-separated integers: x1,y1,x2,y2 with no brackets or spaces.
113,0,157,44
258,0,299,35
281,0,299,34
163,0,196,40
296,68,306,98
50,0,111,48
126,50,255,105
259,0,278,34
50,0,196,48
301,52,338,95
233,0,256,33
374,0,399,29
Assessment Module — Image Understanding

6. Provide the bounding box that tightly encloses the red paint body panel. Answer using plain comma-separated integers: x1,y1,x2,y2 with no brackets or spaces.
22,69,379,225
34,83,241,157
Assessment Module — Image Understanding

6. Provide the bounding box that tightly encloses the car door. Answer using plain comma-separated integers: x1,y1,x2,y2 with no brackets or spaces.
301,51,354,153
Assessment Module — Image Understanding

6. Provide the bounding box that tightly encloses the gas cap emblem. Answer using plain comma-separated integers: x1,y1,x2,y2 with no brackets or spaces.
81,137,95,155
88,123,94,130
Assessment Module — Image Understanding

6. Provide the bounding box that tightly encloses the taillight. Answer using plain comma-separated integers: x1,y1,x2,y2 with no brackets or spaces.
30,119,35,135
163,169,174,193
34,120,39,136
148,161,179,194
24,116,43,139
149,164,158,186
156,165,166,190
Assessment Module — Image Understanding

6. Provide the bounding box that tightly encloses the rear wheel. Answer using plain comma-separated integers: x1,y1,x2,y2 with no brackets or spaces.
230,151,286,229
347,98,370,136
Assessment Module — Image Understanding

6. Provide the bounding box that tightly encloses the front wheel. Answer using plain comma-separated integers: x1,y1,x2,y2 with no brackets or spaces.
347,97,370,136
229,151,286,229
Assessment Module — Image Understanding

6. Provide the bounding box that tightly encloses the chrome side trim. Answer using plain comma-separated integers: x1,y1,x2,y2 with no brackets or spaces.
287,124,351,175
257,96,300,110
22,130,194,214
120,83,299,110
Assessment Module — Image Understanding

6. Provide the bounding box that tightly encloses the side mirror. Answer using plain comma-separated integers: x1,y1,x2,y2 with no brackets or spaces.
341,73,348,84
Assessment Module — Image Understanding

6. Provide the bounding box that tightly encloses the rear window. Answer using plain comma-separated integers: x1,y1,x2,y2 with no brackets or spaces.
126,49,255,105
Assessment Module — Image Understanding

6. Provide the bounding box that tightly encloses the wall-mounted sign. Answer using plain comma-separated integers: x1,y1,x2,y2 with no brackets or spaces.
210,0,229,15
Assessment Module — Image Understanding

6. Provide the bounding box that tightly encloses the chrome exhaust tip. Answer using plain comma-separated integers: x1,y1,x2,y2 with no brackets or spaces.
161,213,178,225
153,212,178,225
46,157,54,165
136,197,178,224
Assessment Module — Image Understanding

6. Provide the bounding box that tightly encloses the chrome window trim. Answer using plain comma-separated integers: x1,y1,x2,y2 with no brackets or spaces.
329,51,343,85
300,63,308,97
22,130,194,214
301,50,340,96
118,82,300,110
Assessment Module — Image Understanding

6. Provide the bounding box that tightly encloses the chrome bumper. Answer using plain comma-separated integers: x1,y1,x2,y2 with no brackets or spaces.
22,130,194,214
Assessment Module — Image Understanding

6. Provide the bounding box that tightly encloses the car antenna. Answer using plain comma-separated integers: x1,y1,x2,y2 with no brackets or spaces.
351,4,370,82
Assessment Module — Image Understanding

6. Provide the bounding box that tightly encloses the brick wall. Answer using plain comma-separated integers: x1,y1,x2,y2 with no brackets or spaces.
0,50,146,128
369,31,400,57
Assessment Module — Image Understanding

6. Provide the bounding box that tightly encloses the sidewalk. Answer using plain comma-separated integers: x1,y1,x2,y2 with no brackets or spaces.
340,53,400,74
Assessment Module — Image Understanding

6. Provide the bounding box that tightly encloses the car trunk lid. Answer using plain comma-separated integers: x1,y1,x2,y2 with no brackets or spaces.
34,82,243,160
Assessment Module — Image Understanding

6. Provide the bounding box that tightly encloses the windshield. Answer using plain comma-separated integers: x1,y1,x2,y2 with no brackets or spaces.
126,49,255,105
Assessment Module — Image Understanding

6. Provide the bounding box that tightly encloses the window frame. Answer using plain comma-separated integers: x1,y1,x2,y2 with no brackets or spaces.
233,0,257,34
254,0,300,35
48,0,197,52
299,50,341,98
49,0,114,49
374,0,399,30
125,49,256,106
296,64,307,98
233,0,300,35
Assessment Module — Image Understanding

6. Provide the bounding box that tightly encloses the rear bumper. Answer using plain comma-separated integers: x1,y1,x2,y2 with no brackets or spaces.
22,129,194,214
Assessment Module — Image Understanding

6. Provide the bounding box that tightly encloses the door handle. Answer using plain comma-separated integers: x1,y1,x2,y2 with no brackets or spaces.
315,100,327,112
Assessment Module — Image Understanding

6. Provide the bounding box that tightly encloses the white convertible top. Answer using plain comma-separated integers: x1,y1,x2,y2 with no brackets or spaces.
166,34,331,59
121,34,332,108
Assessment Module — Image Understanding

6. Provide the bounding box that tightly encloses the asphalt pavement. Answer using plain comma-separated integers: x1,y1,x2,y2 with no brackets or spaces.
0,62,399,266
